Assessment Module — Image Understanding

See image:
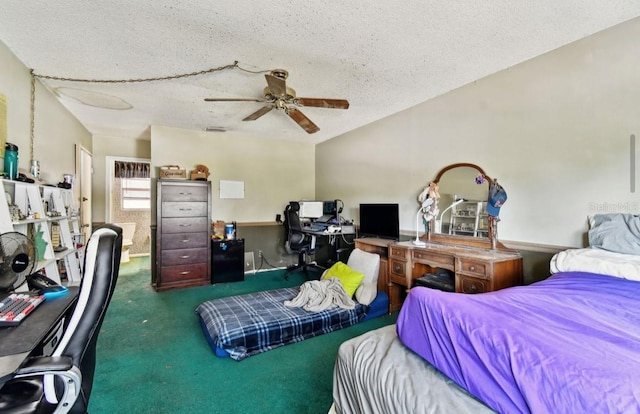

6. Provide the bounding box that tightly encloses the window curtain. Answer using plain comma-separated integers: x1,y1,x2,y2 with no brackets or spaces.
114,161,150,179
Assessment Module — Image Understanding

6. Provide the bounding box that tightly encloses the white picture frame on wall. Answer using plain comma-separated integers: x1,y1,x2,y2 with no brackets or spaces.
220,180,244,199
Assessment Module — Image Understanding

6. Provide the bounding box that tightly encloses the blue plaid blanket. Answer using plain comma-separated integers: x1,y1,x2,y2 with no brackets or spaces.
196,287,368,360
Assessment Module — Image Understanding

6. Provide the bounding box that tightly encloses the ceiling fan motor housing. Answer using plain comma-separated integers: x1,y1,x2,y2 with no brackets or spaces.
263,86,297,102
270,69,289,80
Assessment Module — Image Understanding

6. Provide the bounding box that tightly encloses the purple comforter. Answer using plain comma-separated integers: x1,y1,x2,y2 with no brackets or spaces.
397,272,640,414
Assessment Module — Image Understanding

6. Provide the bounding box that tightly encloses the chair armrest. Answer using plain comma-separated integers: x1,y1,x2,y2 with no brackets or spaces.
14,356,73,376
13,356,81,411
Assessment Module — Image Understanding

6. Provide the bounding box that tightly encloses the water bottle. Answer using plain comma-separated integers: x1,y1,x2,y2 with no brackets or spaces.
3,143,19,180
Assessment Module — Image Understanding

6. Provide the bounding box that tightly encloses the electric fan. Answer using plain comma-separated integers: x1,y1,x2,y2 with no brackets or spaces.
0,232,37,292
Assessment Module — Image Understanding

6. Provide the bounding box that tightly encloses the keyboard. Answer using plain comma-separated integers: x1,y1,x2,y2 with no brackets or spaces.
0,293,46,327
316,214,334,223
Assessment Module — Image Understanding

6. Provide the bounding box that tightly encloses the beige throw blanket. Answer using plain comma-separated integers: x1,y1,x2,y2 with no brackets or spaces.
284,278,355,312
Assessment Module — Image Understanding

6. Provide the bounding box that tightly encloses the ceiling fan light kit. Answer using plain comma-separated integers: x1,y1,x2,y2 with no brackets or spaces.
205,69,349,134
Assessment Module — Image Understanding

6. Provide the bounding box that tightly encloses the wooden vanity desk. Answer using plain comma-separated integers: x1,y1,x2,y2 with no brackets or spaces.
355,236,523,312
356,162,524,312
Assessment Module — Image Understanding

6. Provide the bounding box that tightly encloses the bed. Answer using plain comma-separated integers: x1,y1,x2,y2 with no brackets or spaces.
397,271,640,413
196,248,389,361
332,324,495,414
332,213,640,413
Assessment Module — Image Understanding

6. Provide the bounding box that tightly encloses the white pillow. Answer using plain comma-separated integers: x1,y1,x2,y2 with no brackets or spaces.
347,248,380,305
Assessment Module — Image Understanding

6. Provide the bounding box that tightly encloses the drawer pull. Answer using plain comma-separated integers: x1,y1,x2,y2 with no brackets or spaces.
179,271,191,275
179,208,193,211
179,192,193,196
181,255,191,259
179,224,192,227
469,265,475,271
469,284,478,293
181,239,190,243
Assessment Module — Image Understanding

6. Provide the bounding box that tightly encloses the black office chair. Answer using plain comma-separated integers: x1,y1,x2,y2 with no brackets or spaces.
283,202,323,279
0,224,123,414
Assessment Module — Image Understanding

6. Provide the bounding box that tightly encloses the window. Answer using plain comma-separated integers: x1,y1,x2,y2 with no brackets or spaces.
121,178,150,209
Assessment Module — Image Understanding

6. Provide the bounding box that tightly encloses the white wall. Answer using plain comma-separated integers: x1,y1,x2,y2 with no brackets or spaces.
316,18,640,248
0,40,92,203
150,125,315,224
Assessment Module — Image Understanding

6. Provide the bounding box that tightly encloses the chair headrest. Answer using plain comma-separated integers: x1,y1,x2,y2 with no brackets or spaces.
288,201,300,213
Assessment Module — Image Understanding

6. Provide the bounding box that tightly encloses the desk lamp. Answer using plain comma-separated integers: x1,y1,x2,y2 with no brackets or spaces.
434,198,466,234
413,208,428,247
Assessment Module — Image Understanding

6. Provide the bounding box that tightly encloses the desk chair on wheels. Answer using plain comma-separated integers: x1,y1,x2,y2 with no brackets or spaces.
0,224,123,414
283,201,324,280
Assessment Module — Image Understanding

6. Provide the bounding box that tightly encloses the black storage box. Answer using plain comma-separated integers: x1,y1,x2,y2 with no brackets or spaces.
415,269,455,292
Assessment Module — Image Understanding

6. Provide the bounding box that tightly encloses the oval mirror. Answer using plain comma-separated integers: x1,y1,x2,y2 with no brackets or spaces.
415,163,505,250
433,164,490,238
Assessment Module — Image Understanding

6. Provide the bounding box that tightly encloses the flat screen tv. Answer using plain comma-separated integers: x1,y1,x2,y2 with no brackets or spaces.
359,203,400,240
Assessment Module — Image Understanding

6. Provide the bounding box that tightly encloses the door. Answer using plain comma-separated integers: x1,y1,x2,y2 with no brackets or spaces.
77,145,93,245
106,156,152,256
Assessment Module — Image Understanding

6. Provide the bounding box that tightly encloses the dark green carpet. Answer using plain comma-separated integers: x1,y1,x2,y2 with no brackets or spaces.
90,257,397,414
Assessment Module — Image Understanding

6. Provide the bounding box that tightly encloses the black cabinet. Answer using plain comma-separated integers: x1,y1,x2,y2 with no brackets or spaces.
211,239,245,283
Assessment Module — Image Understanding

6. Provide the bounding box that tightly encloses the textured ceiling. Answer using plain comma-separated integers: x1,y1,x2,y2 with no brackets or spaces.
1,1,639,143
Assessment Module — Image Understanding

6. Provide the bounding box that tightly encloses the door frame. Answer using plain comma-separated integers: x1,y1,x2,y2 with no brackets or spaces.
75,145,92,246
105,156,151,223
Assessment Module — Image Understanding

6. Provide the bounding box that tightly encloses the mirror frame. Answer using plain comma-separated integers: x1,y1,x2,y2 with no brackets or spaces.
425,163,507,250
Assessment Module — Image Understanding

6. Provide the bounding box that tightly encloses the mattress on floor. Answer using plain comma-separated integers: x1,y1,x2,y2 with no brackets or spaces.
196,287,388,360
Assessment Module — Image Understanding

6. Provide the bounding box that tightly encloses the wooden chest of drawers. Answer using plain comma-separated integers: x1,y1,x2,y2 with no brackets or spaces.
155,180,211,291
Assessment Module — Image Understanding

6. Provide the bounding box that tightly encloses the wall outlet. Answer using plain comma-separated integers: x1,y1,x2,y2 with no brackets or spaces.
258,250,263,258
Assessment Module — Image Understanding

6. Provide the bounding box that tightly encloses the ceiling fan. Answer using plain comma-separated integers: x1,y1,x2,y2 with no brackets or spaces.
204,69,349,134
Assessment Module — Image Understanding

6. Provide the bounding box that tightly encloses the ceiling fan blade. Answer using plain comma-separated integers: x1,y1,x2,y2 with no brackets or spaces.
296,98,350,109
204,98,266,102
287,108,320,134
265,74,287,98
242,105,274,121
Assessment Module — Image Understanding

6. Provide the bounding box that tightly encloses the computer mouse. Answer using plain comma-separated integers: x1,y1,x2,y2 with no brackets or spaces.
42,285,69,299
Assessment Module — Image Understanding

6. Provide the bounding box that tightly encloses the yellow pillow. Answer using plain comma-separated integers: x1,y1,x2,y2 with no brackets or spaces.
322,262,364,297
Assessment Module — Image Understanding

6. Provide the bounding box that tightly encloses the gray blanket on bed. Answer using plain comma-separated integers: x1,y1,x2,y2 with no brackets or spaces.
333,325,495,414
589,213,640,255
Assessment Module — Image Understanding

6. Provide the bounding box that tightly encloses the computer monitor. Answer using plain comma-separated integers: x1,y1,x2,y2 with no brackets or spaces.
298,201,323,219
359,203,400,240
323,200,337,215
